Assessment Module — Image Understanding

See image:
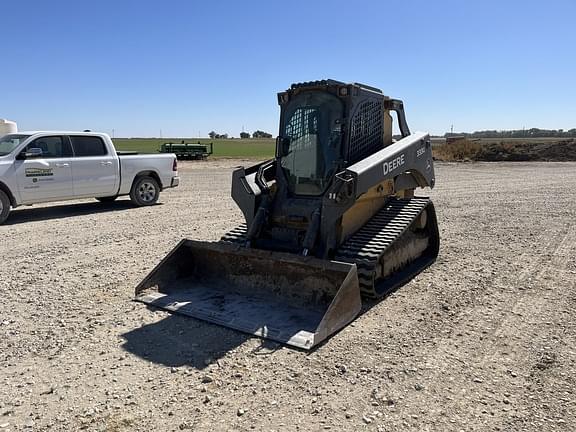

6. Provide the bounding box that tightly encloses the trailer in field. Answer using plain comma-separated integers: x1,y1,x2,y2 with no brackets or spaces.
159,141,213,160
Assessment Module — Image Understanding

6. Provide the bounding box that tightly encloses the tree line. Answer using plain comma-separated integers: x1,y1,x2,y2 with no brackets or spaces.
208,130,273,139
443,128,576,138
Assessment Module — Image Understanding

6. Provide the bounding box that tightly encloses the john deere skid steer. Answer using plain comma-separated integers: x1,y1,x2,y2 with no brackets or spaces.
135,80,439,349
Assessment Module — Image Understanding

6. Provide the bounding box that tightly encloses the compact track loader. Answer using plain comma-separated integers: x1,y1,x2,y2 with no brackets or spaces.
136,80,439,349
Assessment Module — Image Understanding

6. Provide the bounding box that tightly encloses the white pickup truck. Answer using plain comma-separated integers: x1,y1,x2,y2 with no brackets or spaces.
0,131,179,224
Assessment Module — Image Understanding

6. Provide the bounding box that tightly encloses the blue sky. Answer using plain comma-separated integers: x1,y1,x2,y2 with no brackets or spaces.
3,0,575,137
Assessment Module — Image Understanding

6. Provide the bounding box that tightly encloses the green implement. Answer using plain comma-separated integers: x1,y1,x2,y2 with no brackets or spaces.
159,141,213,160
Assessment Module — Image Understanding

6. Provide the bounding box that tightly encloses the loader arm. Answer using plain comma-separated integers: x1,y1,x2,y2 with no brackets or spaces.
345,131,435,198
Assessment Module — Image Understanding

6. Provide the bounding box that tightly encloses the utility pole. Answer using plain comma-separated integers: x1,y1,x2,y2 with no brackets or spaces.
450,124,454,134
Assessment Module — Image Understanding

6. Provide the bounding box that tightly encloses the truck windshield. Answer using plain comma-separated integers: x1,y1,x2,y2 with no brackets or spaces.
0,134,30,156
280,92,343,195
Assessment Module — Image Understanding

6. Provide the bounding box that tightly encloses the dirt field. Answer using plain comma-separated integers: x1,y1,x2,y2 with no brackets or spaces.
1,161,575,432
433,138,576,162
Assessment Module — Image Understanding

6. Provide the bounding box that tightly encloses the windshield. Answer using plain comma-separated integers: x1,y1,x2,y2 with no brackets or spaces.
280,91,343,195
0,134,31,156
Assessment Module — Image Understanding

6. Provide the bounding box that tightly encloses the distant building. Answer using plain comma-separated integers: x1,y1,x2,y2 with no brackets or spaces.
0,119,17,135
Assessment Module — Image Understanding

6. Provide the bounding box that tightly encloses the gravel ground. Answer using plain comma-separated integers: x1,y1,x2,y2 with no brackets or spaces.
1,160,575,431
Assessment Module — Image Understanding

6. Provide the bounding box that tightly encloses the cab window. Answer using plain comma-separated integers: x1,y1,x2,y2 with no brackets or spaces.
26,136,72,158
70,136,107,157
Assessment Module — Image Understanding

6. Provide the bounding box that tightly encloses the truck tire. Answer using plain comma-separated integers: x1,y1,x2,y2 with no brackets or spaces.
96,196,118,203
0,190,11,225
130,176,160,206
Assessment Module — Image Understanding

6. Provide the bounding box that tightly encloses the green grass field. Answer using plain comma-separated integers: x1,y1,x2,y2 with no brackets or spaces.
113,138,275,159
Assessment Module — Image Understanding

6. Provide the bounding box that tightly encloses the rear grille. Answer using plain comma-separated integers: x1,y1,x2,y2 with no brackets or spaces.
348,100,383,164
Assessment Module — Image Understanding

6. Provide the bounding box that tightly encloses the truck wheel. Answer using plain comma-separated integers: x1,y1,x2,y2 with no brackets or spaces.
96,196,118,203
130,176,160,206
0,190,11,225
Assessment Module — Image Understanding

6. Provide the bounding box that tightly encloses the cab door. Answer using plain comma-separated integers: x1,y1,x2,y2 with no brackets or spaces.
69,135,119,197
14,135,74,203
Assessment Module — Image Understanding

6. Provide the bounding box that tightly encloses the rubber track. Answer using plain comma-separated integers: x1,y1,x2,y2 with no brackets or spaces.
220,224,248,244
334,197,431,297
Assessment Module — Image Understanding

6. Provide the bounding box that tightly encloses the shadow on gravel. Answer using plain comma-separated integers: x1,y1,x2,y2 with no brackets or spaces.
120,312,252,370
5,200,162,225
119,290,409,364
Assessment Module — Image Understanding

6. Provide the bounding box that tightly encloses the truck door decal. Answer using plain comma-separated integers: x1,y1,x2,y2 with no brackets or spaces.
25,167,53,177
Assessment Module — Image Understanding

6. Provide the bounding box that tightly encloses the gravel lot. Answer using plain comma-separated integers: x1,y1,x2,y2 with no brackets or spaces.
1,160,575,431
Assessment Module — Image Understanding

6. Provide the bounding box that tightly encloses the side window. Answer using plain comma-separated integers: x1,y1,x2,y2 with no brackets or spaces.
70,136,107,157
27,136,72,158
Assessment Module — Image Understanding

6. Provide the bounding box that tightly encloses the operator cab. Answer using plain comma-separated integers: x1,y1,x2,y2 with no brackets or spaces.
279,91,344,196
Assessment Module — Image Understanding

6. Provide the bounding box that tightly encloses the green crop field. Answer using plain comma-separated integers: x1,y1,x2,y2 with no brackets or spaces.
113,138,275,159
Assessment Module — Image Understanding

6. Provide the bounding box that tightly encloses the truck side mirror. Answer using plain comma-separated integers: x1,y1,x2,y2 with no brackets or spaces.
26,147,43,158
18,148,43,159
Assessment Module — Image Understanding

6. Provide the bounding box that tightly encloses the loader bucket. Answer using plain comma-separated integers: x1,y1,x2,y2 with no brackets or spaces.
135,240,361,350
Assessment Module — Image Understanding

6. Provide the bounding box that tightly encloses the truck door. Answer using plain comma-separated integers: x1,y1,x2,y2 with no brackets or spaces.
14,135,74,203
69,135,119,197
